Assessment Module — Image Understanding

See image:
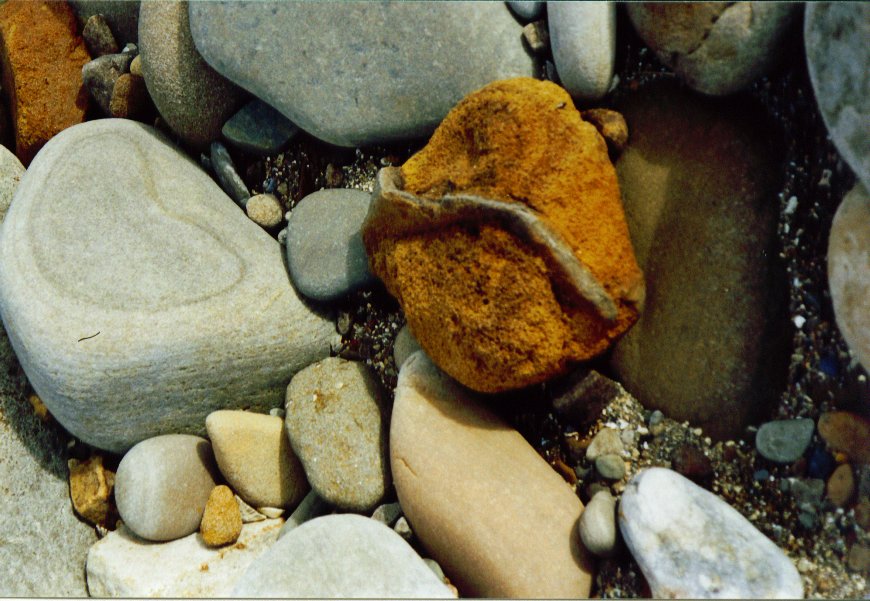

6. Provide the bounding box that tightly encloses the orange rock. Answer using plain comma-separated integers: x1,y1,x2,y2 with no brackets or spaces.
363,77,643,393
0,0,91,165
200,485,242,547
68,454,116,527
818,411,870,465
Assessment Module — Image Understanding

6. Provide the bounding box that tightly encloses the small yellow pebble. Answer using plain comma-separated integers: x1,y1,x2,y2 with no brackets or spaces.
200,485,242,547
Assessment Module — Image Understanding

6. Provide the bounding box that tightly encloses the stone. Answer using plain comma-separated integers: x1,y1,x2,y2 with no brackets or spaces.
139,0,246,149
83,13,119,57
371,501,403,527
789,477,825,515
755,418,815,464
206,410,309,509
394,515,414,541
245,193,283,228
276,489,333,540
86,519,283,597
201,485,243,547
586,427,624,461
363,78,644,393
0,144,24,222
855,499,870,531
109,73,153,120
68,454,116,527
627,3,800,96
114,434,219,542
828,183,870,369
670,443,714,483
0,0,91,166
188,2,535,147
847,543,870,574
610,81,789,441
393,324,423,369
285,357,390,512
222,98,299,156
551,369,622,427
818,412,870,465
578,490,618,558
581,108,629,155
210,141,249,206
391,351,594,597
826,464,856,508
69,0,140,45
235,514,452,597
548,2,616,101
0,119,338,453
620,467,804,598
82,53,133,115
286,188,377,302
595,453,626,480
236,495,268,524
506,1,543,21
805,3,870,191
129,54,142,77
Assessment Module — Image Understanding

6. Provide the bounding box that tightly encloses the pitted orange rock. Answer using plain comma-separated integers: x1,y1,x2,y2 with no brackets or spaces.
363,77,644,393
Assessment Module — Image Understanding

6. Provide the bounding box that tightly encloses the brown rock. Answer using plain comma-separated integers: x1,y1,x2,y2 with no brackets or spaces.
390,351,594,598
68,455,116,527
550,368,622,427
363,77,644,393
109,73,152,120
847,542,870,574
82,13,119,57
0,0,91,165
200,484,242,547
854,498,870,531
671,443,714,484
827,463,856,508
581,108,629,155
818,411,870,465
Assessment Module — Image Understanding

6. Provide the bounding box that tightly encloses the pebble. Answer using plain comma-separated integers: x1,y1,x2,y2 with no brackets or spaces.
392,324,423,369
0,143,24,222
648,409,666,436
578,490,618,558
595,453,626,480
826,464,856,508
586,427,624,461
506,1,543,21
807,446,837,480
551,369,622,427
245,193,283,228
390,351,594,597
233,514,454,598
548,1,616,100
68,455,115,527
522,21,549,54
0,119,337,452
129,54,142,77
109,73,152,121
206,410,309,510
620,467,804,598
69,0,140,46
818,411,870,464
276,489,333,540
222,99,300,156
82,13,119,57
114,434,219,542
188,2,534,147
854,498,870,531
200,485,242,547
755,418,815,464
581,108,629,155
285,357,391,512
790,477,826,514
394,516,413,542
286,188,376,302
372,501,404,527
82,53,134,116
847,543,870,574
139,0,246,149
209,141,250,206
670,443,714,482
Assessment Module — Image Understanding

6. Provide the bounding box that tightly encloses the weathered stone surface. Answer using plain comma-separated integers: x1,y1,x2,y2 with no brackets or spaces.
818,411,870,465
827,464,856,508
549,2,616,101
109,73,153,121
364,78,643,393
222,98,299,156
0,119,337,453
586,427,624,461
610,81,789,441
391,351,594,597
0,0,91,165
234,514,453,598
86,519,283,597
551,369,622,427
755,418,815,464
82,53,133,115
83,13,119,57
69,0,140,45
245,193,283,228
201,485,243,547
0,144,24,222
188,2,535,147
620,467,804,598
69,454,116,527
627,2,800,96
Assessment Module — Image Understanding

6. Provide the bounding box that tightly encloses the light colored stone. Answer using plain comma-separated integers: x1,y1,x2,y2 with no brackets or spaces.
393,324,422,369
755,418,815,464
188,2,534,147
391,351,594,597
0,119,337,453
277,489,332,539
200,484,243,547
372,501,403,527
114,434,219,542
0,144,24,222
620,467,804,598
578,490,618,558
549,2,616,101
206,410,309,509
245,193,283,228
586,427,624,461
595,453,625,480
234,514,453,598
86,518,283,597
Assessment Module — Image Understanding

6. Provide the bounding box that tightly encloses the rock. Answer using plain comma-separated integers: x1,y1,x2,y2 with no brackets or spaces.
69,0,140,45
188,2,535,147
68,455,116,527
222,99,299,156
828,183,870,369
83,13,119,57
789,477,825,515
755,418,815,464
620,467,804,598
393,324,423,369
581,108,629,155
286,188,376,302
818,412,870,464
670,443,714,483
805,3,870,191
0,119,337,453
394,515,414,542
201,485,243,547
522,21,550,54
86,519,283,597
82,53,133,115
826,464,856,508
206,410,309,509
114,434,219,541
363,78,644,393
129,54,142,77
847,543,870,574
245,193,284,228
506,1,543,21
109,73,153,120
627,3,800,96
0,0,91,166
139,0,246,149
236,495,268,524
276,489,333,540
578,490,618,558
0,144,24,222
586,427,624,461
391,351,594,597
210,141,249,206
372,501,403,527
855,498,870,531
551,369,622,427
595,453,626,480
285,357,390,512
610,81,789,441
548,2,616,101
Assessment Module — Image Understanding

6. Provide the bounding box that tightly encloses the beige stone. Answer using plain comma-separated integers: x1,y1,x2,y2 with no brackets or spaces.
200,485,242,547
69,455,116,528
245,193,284,228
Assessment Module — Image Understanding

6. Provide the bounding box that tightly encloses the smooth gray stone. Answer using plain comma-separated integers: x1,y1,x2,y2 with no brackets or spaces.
286,189,375,302
548,1,616,101
594,453,625,480
371,501,403,527
578,490,617,558
188,1,535,147
82,53,133,116
69,0,140,45
0,119,338,453
233,514,453,598
222,99,299,156
277,490,333,540
755,418,815,464
392,324,422,370
506,1,543,21
210,141,249,205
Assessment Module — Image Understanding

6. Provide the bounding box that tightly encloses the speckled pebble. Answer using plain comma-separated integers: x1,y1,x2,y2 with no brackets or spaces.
82,53,133,116
549,2,616,101
586,427,624,461
83,13,119,57
826,464,856,508
595,453,625,480
245,193,283,228
818,411,870,464
200,485,242,547
755,418,815,464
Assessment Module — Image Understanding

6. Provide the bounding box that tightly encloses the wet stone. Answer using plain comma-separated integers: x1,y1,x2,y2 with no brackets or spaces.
222,98,300,156
755,418,815,464
210,141,250,206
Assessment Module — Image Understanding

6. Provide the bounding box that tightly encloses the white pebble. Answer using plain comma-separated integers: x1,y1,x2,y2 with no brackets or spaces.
793,315,806,329
784,195,798,214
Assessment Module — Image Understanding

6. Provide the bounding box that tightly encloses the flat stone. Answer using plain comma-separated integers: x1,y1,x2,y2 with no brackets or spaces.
818,411,870,464
285,357,390,512
549,1,616,101
200,485,243,547
0,119,337,453
234,514,453,598
82,53,133,116
391,351,594,597
222,99,299,156
551,369,622,427
586,427,624,461
506,1,543,21
392,324,422,369
210,141,249,205
595,453,626,480
620,467,804,598
286,189,376,302
670,442,714,483
276,489,333,540
86,519,283,597
206,410,309,509
69,0,140,45
188,2,534,147
114,434,219,541
578,490,618,558
139,0,246,149
805,3,870,190
83,13,119,57
755,418,815,464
